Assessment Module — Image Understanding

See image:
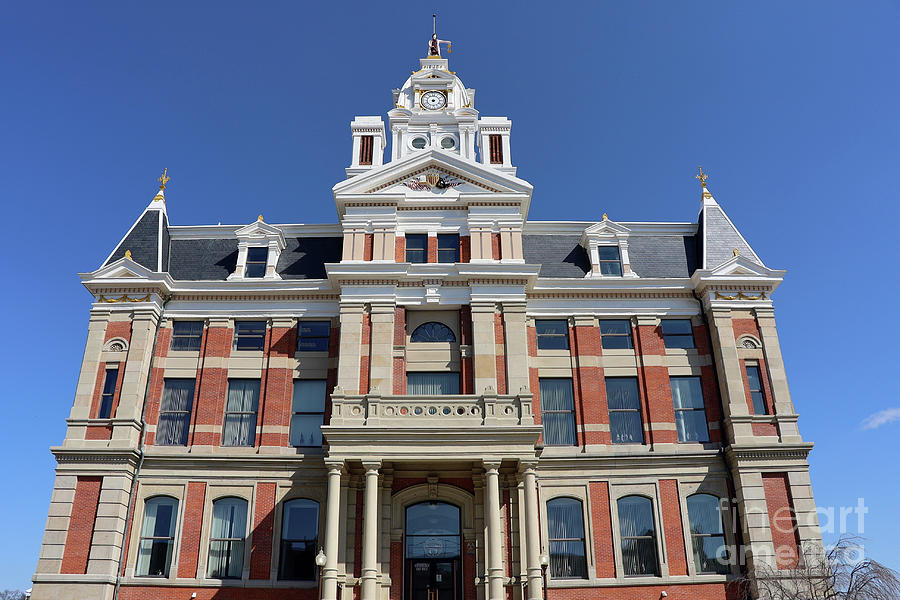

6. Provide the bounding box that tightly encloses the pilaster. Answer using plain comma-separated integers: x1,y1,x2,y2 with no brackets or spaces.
368,304,396,394
501,304,529,395
471,303,498,393
338,303,365,394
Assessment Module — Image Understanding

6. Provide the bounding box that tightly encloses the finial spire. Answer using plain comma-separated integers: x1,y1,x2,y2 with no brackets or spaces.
696,166,713,200
158,168,170,191
258,214,264,222
125,249,133,260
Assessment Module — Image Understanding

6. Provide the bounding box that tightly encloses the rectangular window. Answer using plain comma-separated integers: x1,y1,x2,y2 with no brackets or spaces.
245,246,269,278
207,497,248,578
535,319,569,350
405,234,428,263
437,233,460,263
606,377,643,444
599,319,633,349
406,372,460,395
596,246,623,276
547,498,588,579
157,379,195,446
671,376,709,442
223,379,260,447
233,321,266,351
540,378,576,446
170,321,203,352
661,319,695,349
297,321,330,352
291,380,326,447
136,497,178,577
746,364,767,415
489,134,503,164
618,496,659,576
97,367,119,419
359,135,374,165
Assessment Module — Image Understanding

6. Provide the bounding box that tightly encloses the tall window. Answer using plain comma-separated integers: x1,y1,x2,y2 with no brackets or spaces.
233,321,266,351
157,379,195,446
223,379,260,447
746,364,767,415
661,319,695,349
298,321,330,352
547,498,587,579
245,247,269,278
618,495,658,576
687,494,730,575
488,134,503,164
410,322,456,343
540,378,576,446
136,496,178,577
279,499,319,580
291,380,326,447
596,246,623,276
535,319,569,350
97,367,118,419
606,377,643,444
407,372,460,395
437,233,460,263
405,234,428,263
208,497,248,579
171,321,203,351
359,135,374,165
671,377,709,442
599,319,633,349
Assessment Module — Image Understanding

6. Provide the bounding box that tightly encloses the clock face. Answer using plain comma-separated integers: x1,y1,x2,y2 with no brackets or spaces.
421,91,447,111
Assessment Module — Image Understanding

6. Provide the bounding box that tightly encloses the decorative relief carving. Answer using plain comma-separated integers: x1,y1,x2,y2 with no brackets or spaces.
99,293,152,303
714,290,768,301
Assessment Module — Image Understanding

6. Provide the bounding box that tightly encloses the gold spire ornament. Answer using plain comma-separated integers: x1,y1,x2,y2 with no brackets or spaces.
125,249,133,260
158,168,170,191
602,213,609,221
733,248,740,257
258,214,264,222
695,166,708,187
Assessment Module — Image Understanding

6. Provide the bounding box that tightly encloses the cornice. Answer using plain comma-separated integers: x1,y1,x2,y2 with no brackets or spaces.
724,443,814,465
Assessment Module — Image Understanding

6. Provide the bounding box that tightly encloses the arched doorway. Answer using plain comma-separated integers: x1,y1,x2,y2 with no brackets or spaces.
405,501,462,600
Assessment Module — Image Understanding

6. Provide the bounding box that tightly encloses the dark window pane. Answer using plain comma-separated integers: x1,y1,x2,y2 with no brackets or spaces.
536,319,569,350
223,379,260,447
676,411,709,442
406,501,462,559
540,379,576,446
610,412,643,444
672,377,709,442
661,319,695,349
746,365,767,414
171,321,203,351
234,321,266,351
606,378,640,409
596,246,620,260
98,368,118,419
687,494,730,574
406,372,460,395
245,247,268,279
410,322,456,342
599,320,633,349
298,321,330,352
600,261,623,276
437,234,459,263
207,498,247,579
279,499,319,580
406,234,428,263
607,377,643,444
618,496,658,576
597,246,622,276
136,497,178,577
247,247,268,261
547,498,587,579
157,379,194,446
671,377,705,409
291,380,326,447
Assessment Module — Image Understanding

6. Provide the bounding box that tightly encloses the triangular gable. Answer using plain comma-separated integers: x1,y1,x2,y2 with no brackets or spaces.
85,255,159,280
704,254,784,279
234,220,286,242
582,220,631,236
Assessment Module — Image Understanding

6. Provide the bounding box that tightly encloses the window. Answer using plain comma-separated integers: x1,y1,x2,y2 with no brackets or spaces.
535,319,569,350
661,319,695,349
596,246,623,276
405,234,428,263
599,319,633,349
547,498,587,579
671,377,709,442
359,135,374,165
411,136,428,150
298,321,330,352
291,380,326,447
746,364,767,415
245,247,269,278
223,379,260,447
98,367,118,419
540,378,576,446
687,494,730,575
488,134,503,164
406,372,460,395
157,379,195,446
606,378,643,444
437,233,460,263
233,321,266,351
410,322,456,343
618,496,659,576
440,136,456,149
406,501,461,560
136,496,178,577
279,499,319,580
208,497,248,579
171,321,203,351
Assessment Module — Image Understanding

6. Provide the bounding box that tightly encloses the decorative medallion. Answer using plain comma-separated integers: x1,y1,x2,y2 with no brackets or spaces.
402,170,462,191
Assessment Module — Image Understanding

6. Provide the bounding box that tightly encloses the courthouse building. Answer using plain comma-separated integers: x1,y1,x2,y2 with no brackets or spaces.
32,41,822,600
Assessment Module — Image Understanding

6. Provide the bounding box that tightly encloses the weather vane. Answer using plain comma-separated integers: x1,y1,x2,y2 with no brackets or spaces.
695,166,708,188
158,168,171,191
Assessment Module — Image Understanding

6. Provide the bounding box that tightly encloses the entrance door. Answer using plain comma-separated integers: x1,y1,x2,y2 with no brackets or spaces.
405,502,462,600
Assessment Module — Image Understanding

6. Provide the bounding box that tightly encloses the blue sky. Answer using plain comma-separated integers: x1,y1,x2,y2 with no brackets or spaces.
1,0,898,590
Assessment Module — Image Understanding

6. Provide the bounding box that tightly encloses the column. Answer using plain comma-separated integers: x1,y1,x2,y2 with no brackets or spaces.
322,460,345,600
484,461,504,600
360,461,381,600
471,303,498,393
520,465,543,600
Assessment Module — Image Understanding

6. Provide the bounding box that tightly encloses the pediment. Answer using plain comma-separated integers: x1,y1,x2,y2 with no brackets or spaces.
88,257,156,280
701,254,784,279
583,220,631,236
234,220,283,238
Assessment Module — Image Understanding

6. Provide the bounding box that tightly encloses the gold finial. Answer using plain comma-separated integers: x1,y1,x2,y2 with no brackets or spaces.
733,248,740,256
124,249,133,260
158,168,170,191
602,213,609,221
695,166,708,188
258,214,264,222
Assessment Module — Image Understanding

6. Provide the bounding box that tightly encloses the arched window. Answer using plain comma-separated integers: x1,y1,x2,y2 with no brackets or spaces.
136,496,179,577
546,497,587,579
617,495,658,576
410,322,456,343
208,497,248,579
405,501,461,558
687,494,730,574
279,499,319,581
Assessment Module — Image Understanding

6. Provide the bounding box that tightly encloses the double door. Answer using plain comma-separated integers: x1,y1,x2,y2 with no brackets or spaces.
407,558,459,600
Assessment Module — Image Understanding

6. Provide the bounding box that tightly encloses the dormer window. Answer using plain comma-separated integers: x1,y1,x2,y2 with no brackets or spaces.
596,246,622,276
245,247,269,278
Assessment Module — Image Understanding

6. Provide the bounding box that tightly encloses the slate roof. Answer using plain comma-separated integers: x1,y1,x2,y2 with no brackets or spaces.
702,204,762,268
522,235,590,278
106,210,162,271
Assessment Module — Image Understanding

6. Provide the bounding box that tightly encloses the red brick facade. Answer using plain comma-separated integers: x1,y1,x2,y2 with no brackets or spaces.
60,476,102,574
